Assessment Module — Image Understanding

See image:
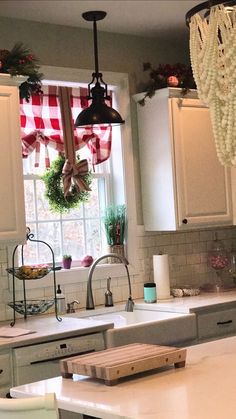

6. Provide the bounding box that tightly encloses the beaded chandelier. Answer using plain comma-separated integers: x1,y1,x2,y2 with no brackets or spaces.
186,1,236,166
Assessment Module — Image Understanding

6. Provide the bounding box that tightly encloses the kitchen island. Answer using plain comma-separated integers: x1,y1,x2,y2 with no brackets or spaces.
10,335,236,419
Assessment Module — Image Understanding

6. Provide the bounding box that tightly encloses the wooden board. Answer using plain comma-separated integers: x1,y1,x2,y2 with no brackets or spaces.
60,343,187,385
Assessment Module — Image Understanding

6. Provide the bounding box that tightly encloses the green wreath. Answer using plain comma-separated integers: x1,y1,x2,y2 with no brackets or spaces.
41,155,92,214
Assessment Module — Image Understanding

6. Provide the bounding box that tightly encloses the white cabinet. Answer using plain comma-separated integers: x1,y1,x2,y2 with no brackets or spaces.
134,88,233,231
0,350,12,397
197,306,236,341
0,75,26,243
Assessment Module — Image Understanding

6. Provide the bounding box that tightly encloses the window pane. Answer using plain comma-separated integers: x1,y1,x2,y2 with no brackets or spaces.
24,180,36,221
38,222,62,262
62,205,83,220
18,223,37,264
84,178,100,218
36,179,60,221
62,221,85,259
85,219,102,258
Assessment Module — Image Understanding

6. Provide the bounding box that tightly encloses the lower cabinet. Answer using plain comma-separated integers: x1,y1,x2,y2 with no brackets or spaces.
0,350,12,397
197,307,236,341
104,314,197,348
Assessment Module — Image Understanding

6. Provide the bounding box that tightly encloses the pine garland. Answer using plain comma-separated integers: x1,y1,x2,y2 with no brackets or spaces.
138,62,196,106
41,155,92,214
0,42,42,101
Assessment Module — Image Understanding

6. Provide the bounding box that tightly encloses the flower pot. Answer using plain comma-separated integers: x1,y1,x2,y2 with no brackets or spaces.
62,258,72,269
107,245,125,264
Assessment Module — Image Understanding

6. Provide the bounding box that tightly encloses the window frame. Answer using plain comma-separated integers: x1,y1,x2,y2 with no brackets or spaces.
11,65,138,286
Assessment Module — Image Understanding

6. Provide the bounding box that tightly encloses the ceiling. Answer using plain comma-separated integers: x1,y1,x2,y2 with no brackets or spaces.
0,0,203,37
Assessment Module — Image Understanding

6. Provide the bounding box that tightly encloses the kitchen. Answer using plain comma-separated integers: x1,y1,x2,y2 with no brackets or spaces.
1,0,236,418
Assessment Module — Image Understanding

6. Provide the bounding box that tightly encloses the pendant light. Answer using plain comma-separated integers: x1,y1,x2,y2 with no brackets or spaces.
185,0,236,25
75,11,125,127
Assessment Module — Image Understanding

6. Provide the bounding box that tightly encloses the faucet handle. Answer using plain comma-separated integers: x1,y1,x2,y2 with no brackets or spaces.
66,300,80,313
105,276,113,307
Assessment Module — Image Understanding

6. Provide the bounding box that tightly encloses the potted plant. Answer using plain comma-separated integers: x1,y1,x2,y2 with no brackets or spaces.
102,204,126,263
62,255,72,269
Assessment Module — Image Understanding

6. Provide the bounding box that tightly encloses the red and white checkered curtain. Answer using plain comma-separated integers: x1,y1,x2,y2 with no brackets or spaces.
20,85,112,168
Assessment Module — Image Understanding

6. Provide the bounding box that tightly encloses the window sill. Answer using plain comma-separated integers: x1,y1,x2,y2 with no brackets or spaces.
10,263,136,290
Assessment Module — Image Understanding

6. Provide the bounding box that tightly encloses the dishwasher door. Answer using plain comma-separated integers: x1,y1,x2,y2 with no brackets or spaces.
13,332,105,386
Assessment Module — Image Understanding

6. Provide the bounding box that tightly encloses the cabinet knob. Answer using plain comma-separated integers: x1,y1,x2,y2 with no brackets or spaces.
182,219,188,224
0,369,3,374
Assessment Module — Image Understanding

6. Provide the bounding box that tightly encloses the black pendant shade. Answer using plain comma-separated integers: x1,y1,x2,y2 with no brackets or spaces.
75,11,125,127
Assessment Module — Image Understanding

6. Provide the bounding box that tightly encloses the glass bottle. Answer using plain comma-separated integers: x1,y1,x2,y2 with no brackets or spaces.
207,234,229,290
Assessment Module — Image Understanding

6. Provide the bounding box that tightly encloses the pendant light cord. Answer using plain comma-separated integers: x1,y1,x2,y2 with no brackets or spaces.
93,18,99,78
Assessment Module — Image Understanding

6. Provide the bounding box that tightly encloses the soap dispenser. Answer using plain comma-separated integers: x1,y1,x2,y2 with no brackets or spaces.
56,284,66,314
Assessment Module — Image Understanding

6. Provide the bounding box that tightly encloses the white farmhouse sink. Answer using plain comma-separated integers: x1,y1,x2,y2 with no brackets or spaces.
85,309,185,328
73,306,197,348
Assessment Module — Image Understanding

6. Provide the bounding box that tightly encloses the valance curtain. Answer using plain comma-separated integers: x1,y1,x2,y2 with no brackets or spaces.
20,85,112,168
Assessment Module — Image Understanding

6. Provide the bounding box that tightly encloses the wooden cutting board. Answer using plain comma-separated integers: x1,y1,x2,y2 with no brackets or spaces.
60,343,187,386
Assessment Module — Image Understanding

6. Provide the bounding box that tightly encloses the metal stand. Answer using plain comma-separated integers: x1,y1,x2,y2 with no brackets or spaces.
8,227,62,326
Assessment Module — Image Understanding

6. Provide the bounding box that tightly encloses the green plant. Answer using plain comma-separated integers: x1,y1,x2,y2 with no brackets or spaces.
41,155,92,214
63,255,72,260
0,42,42,101
102,204,126,246
138,62,196,106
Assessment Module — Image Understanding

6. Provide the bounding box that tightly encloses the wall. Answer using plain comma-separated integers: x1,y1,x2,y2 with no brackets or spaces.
0,16,190,96
0,16,191,225
1,16,236,323
2,225,236,321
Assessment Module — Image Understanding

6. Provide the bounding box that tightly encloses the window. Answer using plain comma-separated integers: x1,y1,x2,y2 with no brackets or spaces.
20,80,124,266
22,149,109,265
17,65,137,278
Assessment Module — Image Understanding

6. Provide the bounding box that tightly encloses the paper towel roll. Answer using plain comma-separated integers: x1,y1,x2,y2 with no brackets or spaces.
153,254,172,300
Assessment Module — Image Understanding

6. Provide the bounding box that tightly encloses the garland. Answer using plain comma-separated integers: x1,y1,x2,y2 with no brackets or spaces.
0,42,42,101
138,62,196,106
41,155,92,214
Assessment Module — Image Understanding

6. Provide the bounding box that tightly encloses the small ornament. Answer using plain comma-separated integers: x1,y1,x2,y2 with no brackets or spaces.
81,255,94,267
167,76,179,87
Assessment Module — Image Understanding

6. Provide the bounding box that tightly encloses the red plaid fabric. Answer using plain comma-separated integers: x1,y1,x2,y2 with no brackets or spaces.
20,85,112,167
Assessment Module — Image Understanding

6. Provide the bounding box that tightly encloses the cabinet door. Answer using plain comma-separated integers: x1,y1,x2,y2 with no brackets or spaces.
197,308,236,340
171,98,232,228
0,84,26,242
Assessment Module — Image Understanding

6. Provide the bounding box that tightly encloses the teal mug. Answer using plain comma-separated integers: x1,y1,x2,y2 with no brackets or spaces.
144,282,156,303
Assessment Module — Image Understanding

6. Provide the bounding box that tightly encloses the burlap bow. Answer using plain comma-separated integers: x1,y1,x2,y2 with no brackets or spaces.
62,158,91,198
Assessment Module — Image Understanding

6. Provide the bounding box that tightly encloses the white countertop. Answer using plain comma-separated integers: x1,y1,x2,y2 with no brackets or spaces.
10,335,236,419
135,290,236,313
2,291,236,349
0,316,114,349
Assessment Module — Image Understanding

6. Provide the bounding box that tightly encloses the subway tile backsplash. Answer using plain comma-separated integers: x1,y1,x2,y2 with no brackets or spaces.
1,225,236,322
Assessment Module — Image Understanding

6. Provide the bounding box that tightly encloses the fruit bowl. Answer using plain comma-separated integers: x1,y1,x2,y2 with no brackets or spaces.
8,299,55,315
7,265,51,280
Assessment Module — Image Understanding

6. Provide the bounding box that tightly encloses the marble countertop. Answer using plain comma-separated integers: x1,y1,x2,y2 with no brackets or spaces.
135,290,236,313
0,316,114,349
10,335,236,419
2,291,236,350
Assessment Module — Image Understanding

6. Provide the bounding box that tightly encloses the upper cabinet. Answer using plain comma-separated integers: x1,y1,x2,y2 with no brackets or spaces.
133,88,233,231
0,75,26,243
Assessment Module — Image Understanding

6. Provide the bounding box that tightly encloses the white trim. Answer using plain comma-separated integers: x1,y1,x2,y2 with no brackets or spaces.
28,65,138,279
9,263,136,291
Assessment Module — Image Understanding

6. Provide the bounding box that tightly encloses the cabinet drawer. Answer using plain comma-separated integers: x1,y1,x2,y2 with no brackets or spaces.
0,354,11,386
198,308,236,339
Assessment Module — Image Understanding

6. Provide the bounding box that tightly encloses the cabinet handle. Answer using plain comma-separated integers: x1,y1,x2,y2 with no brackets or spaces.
0,369,3,374
217,320,233,326
182,219,188,224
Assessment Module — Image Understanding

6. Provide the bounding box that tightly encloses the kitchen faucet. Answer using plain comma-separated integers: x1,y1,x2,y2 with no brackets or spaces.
86,253,134,311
